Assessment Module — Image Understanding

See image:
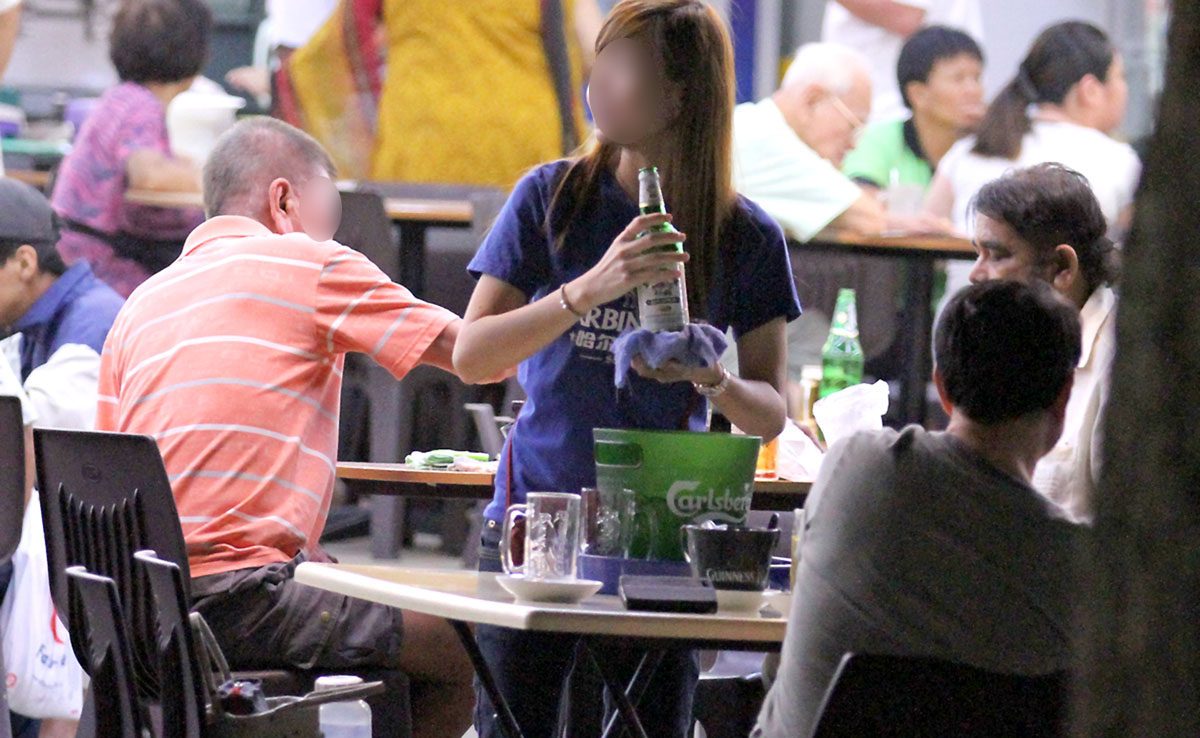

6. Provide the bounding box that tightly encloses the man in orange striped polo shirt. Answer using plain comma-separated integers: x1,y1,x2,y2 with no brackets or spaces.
97,117,480,737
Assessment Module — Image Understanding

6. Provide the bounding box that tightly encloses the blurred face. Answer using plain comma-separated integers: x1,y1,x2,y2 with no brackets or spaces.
798,72,871,167
969,214,1054,285
587,36,680,146
909,53,985,131
291,169,342,242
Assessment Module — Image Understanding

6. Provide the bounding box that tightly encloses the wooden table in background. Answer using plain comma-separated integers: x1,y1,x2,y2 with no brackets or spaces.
8,168,53,191
124,186,475,301
337,462,812,511
124,188,473,225
801,230,976,425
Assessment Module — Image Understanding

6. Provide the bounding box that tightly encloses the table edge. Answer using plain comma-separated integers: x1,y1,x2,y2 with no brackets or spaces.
295,563,788,643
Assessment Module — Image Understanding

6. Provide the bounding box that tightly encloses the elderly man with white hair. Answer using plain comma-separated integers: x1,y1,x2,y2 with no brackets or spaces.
733,42,886,241
734,43,919,377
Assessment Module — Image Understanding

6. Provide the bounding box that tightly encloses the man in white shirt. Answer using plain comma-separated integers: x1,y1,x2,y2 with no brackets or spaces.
822,0,984,124
754,279,1083,738
0,178,95,738
733,42,892,372
967,163,1117,522
733,42,883,241
733,43,948,372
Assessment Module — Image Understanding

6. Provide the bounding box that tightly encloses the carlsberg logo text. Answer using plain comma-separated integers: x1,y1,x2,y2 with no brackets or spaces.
666,481,752,518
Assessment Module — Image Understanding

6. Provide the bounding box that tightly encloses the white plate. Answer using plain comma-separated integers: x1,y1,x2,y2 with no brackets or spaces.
496,574,603,604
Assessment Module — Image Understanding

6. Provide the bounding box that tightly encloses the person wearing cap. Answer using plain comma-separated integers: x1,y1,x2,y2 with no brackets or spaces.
0,178,124,430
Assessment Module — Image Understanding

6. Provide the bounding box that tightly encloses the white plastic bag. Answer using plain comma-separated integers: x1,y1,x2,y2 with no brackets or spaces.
776,420,826,481
812,380,891,448
1,492,86,719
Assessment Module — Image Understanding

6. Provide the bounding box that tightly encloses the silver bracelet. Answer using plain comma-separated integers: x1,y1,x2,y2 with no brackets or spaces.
693,364,730,398
559,283,585,318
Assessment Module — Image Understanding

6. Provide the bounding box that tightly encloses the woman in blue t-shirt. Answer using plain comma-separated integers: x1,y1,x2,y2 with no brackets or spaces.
455,1,801,735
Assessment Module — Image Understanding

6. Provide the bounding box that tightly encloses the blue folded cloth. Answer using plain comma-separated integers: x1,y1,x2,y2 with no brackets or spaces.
611,324,729,388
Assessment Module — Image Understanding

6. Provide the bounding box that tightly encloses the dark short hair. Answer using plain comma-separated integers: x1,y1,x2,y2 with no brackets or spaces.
0,216,66,276
203,116,337,217
109,0,212,84
970,163,1116,292
935,280,1081,424
897,25,984,109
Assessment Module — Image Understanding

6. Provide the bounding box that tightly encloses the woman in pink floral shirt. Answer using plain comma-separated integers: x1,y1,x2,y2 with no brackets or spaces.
51,0,212,297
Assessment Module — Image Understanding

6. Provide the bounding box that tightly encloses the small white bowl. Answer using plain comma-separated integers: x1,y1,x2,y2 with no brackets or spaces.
496,574,603,604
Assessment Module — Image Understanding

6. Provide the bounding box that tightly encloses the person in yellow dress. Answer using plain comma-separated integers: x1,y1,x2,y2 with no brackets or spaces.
277,0,602,188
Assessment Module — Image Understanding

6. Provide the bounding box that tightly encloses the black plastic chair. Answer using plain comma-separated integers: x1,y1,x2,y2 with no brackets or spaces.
810,653,1067,737
36,428,412,733
0,395,23,562
35,430,311,700
334,191,401,280
34,429,187,615
65,566,146,738
0,395,25,738
134,551,205,738
35,428,188,705
133,550,389,738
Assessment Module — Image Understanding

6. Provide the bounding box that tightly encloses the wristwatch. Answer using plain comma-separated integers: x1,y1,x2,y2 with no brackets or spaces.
693,364,730,398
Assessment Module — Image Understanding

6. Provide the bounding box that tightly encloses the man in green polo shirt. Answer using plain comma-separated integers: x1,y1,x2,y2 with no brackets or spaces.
843,25,985,191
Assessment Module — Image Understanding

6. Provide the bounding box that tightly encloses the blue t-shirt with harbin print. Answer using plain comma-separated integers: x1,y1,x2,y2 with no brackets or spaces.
468,160,801,522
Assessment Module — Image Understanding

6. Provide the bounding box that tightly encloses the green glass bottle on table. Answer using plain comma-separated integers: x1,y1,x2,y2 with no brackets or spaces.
636,166,689,332
819,288,864,398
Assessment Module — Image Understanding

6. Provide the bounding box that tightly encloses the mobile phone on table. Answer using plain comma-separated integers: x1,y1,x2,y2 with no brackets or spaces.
619,575,717,614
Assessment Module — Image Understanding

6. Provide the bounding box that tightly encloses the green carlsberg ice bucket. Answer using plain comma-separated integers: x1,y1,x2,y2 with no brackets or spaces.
593,428,761,561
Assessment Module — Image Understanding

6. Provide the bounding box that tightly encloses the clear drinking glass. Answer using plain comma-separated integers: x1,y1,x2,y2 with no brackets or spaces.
501,492,582,581
582,486,637,558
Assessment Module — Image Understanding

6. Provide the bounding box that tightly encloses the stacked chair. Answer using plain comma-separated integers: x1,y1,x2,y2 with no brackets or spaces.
35,428,383,737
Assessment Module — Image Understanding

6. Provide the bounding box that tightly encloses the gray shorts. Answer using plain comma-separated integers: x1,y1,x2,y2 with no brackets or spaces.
190,554,405,672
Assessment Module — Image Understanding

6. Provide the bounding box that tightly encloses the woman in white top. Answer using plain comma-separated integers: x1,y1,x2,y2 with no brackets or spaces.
926,21,1140,237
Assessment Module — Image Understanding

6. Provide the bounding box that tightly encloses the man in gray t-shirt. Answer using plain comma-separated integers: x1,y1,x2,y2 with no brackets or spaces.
755,280,1086,738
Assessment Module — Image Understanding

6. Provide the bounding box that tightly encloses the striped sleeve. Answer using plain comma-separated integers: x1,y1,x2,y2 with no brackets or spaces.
314,245,458,380
95,322,122,431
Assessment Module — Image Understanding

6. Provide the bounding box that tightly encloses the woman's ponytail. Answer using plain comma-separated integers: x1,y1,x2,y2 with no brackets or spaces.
971,21,1113,161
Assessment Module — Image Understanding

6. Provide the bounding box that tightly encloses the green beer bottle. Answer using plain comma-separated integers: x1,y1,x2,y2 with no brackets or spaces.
636,166,689,332
819,288,864,398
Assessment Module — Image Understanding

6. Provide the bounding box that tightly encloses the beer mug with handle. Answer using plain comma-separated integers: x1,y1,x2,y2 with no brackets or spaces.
501,492,582,581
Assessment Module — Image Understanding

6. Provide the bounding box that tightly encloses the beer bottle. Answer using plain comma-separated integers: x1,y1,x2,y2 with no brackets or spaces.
636,166,690,332
819,288,865,398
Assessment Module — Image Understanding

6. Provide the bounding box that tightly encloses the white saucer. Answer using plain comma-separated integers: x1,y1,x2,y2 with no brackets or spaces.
715,589,782,614
496,574,603,604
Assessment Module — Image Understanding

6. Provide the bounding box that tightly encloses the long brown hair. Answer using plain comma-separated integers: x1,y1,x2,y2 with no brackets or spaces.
973,21,1114,160
547,0,736,319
